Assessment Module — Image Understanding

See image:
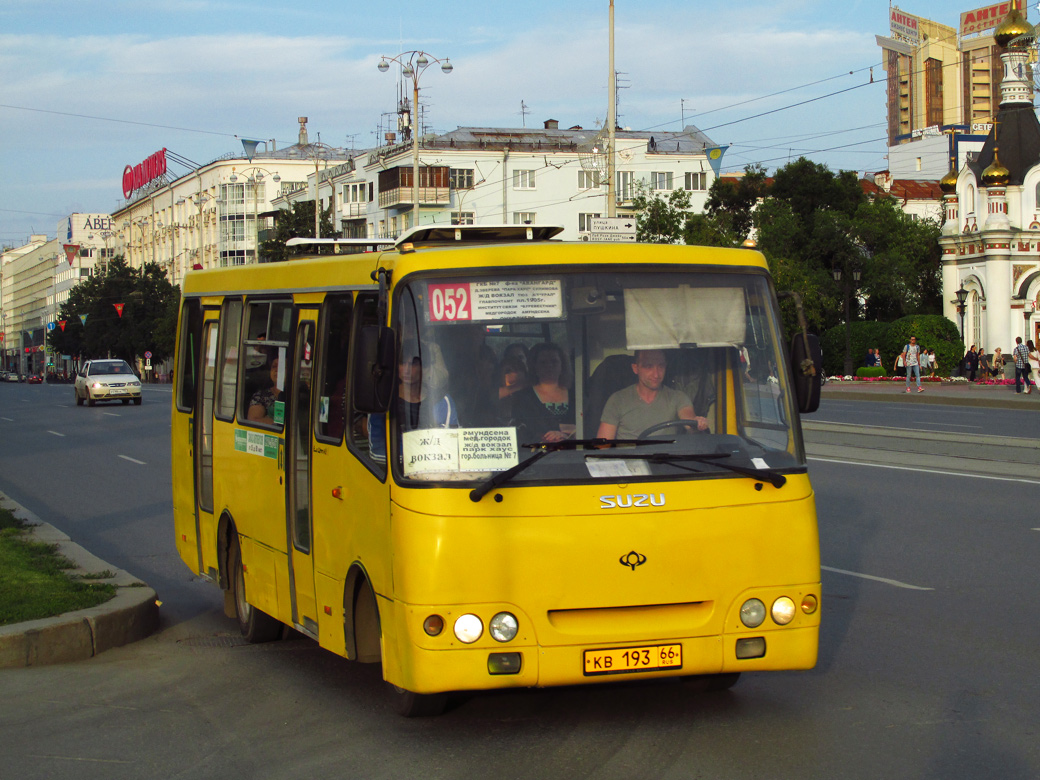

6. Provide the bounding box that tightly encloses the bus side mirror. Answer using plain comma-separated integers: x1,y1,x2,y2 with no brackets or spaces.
353,326,396,413
790,333,822,414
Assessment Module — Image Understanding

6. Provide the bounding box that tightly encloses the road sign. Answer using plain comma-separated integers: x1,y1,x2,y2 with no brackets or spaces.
588,217,636,242
144,351,152,359
47,322,56,331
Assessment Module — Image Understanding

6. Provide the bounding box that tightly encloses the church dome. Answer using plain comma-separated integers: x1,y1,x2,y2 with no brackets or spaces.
995,6,1033,48
940,165,959,193
981,154,1010,187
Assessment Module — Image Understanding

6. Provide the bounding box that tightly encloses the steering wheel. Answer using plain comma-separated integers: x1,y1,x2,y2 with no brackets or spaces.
637,419,703,440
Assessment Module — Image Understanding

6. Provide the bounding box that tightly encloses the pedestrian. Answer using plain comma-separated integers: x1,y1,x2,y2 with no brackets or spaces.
875,348,882,371
919,347,932,378
1011,337,1034,394
894,351,905,378
977,346,990,382
928,349,938,378
901,336,924,393
991,347,1004,379
964,345,978,382
863,348,875,368
1029,340,1040,393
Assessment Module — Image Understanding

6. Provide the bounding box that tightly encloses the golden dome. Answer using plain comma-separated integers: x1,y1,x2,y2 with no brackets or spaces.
981,153,1010,187
995,6,1033,48
940,165,959,193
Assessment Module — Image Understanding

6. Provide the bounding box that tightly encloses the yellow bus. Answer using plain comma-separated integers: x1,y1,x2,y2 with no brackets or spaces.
171,225,823,716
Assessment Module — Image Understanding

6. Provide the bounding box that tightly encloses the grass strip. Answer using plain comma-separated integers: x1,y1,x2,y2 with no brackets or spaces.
0,507,116,626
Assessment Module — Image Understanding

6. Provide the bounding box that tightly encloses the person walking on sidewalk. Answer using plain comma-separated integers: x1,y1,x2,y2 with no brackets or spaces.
901,336,924,393
1029,340,1040,392
1011,337,1035,394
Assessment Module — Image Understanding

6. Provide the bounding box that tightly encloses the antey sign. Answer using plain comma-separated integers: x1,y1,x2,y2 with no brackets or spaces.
960,1,1023,37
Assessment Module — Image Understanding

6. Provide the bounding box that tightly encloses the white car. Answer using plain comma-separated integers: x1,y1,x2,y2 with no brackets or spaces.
75,360,142,406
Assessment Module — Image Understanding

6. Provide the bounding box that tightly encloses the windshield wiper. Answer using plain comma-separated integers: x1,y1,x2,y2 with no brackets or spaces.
469,438,668,502
585,451,787,488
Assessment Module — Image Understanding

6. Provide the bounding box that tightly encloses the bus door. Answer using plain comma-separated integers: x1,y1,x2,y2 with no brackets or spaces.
287,312,318,634
193,309,221,576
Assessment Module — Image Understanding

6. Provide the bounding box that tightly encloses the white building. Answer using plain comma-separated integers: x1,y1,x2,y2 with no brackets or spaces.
282,120,722,241
111,118,351,282
938,7,1040,353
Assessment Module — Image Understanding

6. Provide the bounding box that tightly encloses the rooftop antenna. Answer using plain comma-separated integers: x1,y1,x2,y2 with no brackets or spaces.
520,100,530,127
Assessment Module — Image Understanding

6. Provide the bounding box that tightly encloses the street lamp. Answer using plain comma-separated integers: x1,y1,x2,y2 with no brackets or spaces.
378,50,453,233
230,166,281,263
833,265,862,375
176,191,220,270
952,285,969,343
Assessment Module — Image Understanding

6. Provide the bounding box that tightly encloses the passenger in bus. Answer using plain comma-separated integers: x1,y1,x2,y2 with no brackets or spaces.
497,357,528,400
503,342,530,376
596,349,708,440
510,342,575,443
370,341,458,461
247,356,283,424
441,324,499,426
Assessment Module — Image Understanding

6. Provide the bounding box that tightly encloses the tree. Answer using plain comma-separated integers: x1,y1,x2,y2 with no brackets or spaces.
632,186,693,244
703,163,768,242
260,201,339,262
47,256,179,366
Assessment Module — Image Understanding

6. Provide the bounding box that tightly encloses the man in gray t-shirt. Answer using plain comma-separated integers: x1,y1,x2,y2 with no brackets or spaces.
596,350,708,440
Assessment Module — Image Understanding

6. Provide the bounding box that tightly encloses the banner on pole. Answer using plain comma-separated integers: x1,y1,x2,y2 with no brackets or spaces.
63,244,80,266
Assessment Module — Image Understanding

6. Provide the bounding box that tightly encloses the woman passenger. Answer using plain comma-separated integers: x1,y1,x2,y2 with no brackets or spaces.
510,342,575,443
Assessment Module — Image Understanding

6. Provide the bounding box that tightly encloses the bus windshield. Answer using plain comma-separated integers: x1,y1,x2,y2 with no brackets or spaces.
387,269,804,488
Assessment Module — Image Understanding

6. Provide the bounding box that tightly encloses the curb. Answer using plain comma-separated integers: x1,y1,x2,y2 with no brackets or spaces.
821,385,1040,410
0,493,159,668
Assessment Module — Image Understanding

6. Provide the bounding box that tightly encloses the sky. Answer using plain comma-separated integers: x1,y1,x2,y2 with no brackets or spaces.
0,0,1006,246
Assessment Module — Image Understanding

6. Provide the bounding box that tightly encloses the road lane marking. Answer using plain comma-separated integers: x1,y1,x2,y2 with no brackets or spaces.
808,457,1039,485
822,566,933,591
47,431,65,437
118,455,146,465
103,412,120,417
1,417,12,422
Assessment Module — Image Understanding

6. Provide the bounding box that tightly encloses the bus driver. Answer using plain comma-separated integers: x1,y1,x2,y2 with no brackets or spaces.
596,349,708,440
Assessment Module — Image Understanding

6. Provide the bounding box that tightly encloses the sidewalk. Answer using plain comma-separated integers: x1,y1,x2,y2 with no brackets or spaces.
0,492,159,668
822,378,1040,411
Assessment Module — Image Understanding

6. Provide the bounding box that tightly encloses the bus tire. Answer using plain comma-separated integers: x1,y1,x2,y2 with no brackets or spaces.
388,684,447,718
229,534,281,643
685,672,741,692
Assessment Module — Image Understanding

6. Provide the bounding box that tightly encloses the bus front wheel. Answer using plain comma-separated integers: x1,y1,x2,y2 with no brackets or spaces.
685,672,741,692
229,534,281,643
388,684,447,718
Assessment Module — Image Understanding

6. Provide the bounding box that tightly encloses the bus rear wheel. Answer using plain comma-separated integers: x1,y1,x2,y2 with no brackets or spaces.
388,684,448,717
228,534,281,643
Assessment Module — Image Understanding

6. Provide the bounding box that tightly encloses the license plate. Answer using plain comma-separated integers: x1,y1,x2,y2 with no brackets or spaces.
583,643,683,676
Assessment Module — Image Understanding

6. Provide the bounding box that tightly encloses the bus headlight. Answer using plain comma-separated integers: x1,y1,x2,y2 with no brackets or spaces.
489,612,518,642
740,598,766,628
454,614,483,644
771,597,796,625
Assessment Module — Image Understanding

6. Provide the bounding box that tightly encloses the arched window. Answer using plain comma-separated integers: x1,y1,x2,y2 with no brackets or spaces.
971,290,982,348
967,183,976,214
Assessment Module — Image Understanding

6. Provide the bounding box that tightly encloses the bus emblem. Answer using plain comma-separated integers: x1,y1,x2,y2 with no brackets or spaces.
599,494,665,509
619,551,647,570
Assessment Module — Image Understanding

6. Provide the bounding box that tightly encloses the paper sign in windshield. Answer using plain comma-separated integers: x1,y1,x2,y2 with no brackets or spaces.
428,280,563,322
402,427,518,476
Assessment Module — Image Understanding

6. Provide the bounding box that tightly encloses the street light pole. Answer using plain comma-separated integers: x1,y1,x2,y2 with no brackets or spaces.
833,266,862,375
230,166,281,263
378,51,453,233
953,285,969,345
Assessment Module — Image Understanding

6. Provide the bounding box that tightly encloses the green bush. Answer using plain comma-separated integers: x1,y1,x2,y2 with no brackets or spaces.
855,367,887,378
821,320,890,375
884,315,961,377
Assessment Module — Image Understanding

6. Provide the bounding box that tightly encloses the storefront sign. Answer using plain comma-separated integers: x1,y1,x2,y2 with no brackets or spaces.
122,148,167,199
891,8,920,45
960,1,1022,37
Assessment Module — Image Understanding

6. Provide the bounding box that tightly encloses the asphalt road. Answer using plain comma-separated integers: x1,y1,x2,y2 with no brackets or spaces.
0,382,1038,779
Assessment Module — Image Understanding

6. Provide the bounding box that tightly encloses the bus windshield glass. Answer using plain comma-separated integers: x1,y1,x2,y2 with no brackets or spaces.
387,269,804,487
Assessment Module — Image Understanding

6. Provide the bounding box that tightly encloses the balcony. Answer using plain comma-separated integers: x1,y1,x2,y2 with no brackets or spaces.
377,165,450,209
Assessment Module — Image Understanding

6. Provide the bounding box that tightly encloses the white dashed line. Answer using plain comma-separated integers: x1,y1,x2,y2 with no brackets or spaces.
822,565,933,591
118,455,146,465
47,430,65,437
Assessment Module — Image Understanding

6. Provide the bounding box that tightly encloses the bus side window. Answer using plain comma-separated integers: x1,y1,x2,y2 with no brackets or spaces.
346,293,386,476
215,298,243,421
315,294,353,443
240,299,292,428
176,299,203,412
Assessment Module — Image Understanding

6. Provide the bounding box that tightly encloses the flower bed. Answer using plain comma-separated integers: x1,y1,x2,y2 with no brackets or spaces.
825,375,1017,385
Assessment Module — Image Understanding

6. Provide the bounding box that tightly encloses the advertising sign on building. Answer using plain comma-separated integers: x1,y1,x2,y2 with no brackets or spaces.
890,8,921,45
960,0,1023,37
